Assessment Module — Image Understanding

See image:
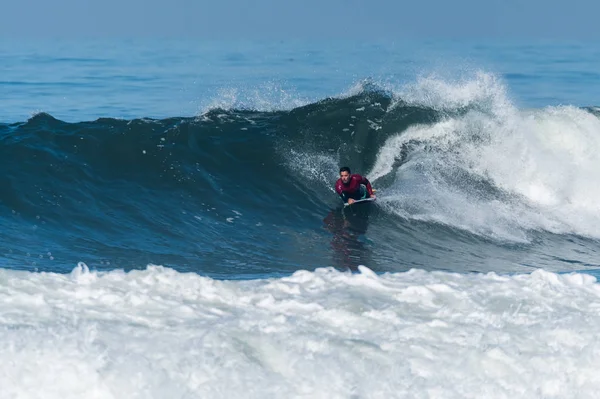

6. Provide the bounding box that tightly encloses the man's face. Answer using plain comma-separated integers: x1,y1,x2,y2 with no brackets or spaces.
340,171,351,184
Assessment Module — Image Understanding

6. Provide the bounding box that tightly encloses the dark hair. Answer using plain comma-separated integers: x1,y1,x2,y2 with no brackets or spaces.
339,166,351,174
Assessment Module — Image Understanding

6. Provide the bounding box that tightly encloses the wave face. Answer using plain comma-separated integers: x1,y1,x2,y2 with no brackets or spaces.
2,73,600,276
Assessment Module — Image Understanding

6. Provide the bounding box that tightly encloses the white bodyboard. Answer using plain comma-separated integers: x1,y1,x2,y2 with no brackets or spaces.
344,197,376,207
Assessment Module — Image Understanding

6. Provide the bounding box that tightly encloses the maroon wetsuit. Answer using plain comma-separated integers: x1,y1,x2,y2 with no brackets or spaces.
335,174,374,203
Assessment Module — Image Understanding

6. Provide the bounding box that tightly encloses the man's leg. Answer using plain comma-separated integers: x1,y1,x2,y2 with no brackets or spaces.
359,184,368,199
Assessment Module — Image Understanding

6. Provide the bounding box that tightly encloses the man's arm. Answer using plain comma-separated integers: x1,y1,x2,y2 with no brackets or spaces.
335,182,349,203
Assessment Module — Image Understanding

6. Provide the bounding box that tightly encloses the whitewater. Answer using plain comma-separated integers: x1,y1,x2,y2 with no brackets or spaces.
369,72,600,242
1,264,600,399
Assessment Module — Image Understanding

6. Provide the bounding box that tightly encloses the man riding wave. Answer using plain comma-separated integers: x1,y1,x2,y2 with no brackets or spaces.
335,166,375,205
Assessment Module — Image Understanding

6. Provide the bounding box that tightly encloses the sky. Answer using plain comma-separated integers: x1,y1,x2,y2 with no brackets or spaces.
1,0,600,40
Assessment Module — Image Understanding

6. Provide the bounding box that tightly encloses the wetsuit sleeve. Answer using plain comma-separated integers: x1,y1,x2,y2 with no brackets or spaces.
359,175,374,196
335,181,349,203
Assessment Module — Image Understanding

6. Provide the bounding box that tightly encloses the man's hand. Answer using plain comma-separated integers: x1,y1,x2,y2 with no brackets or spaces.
371,194,376,200
347,198,355,205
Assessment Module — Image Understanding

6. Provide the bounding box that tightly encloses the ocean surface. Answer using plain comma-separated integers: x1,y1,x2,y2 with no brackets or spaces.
3,38,600,398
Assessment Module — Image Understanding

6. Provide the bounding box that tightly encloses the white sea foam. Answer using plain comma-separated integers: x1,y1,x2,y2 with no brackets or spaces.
2,264,600,398
369,72,600,241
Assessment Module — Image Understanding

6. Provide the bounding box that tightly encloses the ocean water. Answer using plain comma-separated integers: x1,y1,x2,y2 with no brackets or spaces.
3,38,600,398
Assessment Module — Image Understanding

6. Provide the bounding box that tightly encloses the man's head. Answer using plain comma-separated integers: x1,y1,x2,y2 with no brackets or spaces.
339,166,351,184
